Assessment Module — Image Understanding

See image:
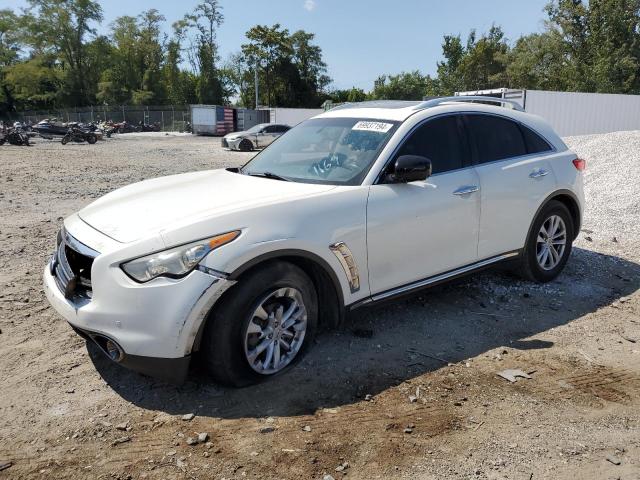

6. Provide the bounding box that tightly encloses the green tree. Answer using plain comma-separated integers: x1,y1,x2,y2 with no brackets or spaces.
370,71,431,100
184,0,225,104
0,9,24,114
22,0,103,105
587,0,640,93
242,24,292,107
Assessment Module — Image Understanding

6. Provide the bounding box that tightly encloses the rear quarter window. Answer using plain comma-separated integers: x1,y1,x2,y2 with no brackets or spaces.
520,125,552,154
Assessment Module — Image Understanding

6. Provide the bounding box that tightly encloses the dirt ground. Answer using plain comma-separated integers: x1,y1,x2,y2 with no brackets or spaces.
0,133,638,480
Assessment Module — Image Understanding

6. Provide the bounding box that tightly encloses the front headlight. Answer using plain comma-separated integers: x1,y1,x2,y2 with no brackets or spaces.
121,230,240,282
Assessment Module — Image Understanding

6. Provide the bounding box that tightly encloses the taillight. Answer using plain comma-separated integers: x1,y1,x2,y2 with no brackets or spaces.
572,158,586,171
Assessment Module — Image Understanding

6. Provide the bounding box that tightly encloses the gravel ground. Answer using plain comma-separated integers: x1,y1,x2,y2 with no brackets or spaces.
0,132,638,480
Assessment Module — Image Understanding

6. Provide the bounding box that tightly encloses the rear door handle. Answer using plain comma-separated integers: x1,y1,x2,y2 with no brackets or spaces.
453,185,479,196
529,168,549,179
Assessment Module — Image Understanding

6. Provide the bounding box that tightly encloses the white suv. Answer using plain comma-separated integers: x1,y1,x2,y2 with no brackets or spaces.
43,97,585,386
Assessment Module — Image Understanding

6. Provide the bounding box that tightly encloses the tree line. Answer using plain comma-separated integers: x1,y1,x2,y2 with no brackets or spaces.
334,0,640,102
0,0,330,114
1,0,639,116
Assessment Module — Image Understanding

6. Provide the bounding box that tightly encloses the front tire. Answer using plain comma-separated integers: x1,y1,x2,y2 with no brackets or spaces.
86,134,97,144
239,138,253,152
61,136,69,145
518,200,574,283
200,261,318,387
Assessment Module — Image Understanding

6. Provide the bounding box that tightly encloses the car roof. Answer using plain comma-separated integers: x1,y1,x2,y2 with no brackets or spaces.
316,98,529,122
315,99,566,151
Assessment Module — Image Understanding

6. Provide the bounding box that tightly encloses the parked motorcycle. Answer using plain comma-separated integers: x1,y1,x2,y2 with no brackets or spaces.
139,121,161,132
0,127,31,146
115,121,141,134
61,127,98,145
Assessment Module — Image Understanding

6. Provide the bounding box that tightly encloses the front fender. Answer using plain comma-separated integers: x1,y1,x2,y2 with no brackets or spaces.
202,237,363,305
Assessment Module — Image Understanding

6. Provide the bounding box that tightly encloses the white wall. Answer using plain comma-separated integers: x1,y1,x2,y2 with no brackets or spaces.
268,108,323,126
525,90,640,136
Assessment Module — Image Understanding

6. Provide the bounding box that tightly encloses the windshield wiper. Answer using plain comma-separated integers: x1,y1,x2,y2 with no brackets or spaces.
245,171,290,181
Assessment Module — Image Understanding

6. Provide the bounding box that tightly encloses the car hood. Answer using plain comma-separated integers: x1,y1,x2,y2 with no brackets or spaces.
223,131,252,139
78,169,335,243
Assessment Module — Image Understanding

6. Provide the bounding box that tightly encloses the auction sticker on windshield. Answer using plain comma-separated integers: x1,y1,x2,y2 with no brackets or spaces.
352,121,394,133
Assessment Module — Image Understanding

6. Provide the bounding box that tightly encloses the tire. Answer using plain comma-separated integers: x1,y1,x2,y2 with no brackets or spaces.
61,136,69,145
518,200,574,283
239,138,253,152
0,139,5,145
86,134,97,144
200,261,318,387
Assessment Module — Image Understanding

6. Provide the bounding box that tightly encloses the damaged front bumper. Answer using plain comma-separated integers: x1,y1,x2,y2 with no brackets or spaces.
43,262,235,384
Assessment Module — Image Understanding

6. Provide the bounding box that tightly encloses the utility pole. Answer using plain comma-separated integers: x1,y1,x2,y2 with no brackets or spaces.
254,64,259,110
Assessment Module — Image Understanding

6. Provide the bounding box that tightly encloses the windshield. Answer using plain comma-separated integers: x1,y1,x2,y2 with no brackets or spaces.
241,117,399,185
246,123,268,133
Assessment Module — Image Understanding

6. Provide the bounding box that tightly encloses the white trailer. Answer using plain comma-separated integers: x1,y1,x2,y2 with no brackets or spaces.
268,108,323,126
456,88,640,136
190,105,218,135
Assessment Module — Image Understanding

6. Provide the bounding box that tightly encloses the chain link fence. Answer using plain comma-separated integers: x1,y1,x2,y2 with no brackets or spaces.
13,105,191,132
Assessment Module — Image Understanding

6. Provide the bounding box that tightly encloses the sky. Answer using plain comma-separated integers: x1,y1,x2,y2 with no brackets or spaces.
2,0,550,90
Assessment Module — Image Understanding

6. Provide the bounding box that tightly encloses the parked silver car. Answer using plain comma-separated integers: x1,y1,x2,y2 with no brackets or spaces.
222,123,291,151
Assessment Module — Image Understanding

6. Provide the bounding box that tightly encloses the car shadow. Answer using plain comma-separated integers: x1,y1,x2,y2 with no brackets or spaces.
88,246,639,419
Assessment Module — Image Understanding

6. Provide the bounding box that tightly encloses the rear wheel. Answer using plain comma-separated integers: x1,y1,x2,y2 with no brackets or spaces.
86,134,97,144
200,261,317,386
518,200,574,282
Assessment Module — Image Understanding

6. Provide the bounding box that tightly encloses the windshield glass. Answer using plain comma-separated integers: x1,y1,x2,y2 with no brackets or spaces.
246,123,268,133
241,117,399,185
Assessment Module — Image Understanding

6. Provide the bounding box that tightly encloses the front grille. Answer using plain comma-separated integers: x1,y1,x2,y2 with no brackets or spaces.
51,229,99,300
221,138,228,148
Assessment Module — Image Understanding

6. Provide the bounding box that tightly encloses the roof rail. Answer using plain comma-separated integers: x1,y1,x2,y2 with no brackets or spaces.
415,96,524,112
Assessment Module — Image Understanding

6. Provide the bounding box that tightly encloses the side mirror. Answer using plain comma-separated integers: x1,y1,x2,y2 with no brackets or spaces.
390,155,432,183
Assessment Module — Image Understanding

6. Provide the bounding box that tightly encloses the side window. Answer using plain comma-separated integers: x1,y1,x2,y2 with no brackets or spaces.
263,125,277,133
278,125,290,133
521,125,552,154
466,115,527,163
396,116,466,175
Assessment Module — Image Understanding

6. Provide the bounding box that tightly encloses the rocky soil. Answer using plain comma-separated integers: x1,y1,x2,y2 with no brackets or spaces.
0,132,638,479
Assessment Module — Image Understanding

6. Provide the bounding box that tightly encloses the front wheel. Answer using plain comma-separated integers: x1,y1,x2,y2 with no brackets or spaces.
86,134,97,144
238,138,253,152
518,200,574,283
200,261,318,387
61,135,69,145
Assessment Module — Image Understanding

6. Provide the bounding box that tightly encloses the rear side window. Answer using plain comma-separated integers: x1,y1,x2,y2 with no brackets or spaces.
275,125,290,133
466,115,527,163
521,125,552,154
396,116,466,175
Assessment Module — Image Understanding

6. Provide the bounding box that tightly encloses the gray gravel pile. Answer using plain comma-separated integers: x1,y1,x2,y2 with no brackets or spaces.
564,131,640,243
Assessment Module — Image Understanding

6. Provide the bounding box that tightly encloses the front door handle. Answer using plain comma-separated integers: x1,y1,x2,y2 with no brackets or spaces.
529,168,549,179
453,185,479,196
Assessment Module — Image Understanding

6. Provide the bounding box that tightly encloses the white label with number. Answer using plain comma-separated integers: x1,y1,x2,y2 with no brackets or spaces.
352,121,394,133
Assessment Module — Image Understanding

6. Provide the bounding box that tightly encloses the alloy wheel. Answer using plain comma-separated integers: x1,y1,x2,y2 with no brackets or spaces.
244,287,307,375
536,214,567,270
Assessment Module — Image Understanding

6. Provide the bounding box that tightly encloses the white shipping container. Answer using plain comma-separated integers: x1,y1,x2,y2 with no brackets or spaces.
525,90,640,136
268,108,323,126
456,88,640,136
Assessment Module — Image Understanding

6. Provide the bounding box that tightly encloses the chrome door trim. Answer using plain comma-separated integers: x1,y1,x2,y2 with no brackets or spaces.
353,251,519,307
